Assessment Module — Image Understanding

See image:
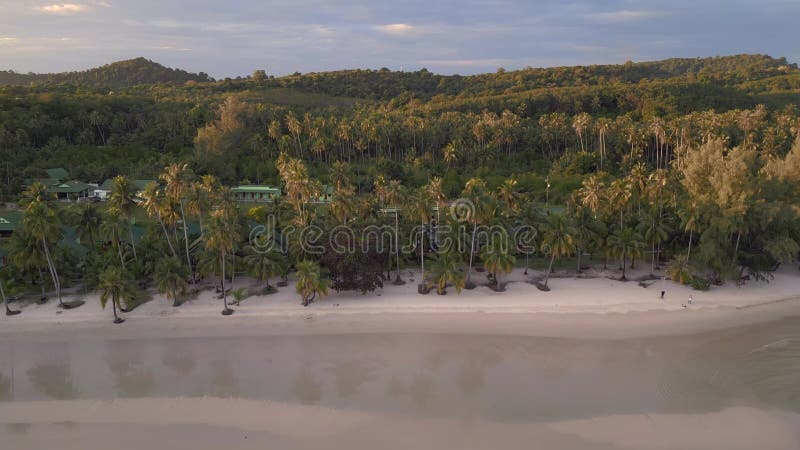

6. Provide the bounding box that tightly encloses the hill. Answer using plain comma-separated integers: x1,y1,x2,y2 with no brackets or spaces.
0,58,213,88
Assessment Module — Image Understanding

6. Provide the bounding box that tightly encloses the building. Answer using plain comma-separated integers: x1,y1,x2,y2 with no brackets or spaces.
50,181,92,201
0,211,23,239
310,185,335,203
232,185,282,203
94,179,155,200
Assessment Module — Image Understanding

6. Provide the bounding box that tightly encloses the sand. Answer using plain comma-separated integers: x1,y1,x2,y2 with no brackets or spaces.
0,399,797,450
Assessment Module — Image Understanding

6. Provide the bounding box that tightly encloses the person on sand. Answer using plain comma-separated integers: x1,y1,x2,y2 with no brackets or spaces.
661,290,665,299
688,295,693,305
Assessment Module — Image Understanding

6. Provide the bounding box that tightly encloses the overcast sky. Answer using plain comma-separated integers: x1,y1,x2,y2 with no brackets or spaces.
0,0,798,78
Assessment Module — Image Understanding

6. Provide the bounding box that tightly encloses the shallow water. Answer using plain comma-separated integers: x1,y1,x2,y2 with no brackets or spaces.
0,317,798,423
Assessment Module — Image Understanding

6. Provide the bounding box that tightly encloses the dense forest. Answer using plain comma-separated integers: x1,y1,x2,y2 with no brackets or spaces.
2,54,800,314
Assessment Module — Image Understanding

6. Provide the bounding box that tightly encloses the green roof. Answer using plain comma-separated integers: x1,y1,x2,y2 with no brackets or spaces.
46,168,69,181
50,181,90,194
232,185,281,193
0,211,23,233
24,178,61,187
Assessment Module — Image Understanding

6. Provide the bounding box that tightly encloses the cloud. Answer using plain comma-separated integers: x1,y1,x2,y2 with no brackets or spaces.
36,3,91,15
586,10,658,23
376,23,419,36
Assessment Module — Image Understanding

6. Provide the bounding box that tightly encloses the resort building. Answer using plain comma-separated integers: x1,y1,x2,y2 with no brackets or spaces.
0,210,23,239
23,168,92,201
94,179,156,200
232,185,282,203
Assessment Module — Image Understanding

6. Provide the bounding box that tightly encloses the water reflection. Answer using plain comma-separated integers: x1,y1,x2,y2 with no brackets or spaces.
0,317,797,423
26,363,79,400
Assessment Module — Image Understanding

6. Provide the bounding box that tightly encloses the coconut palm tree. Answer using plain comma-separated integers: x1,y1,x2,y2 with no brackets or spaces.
667,255,693,285
295,260,329,307
427,251,465,295
101,210,129,269
595,118,611,171
140,181,177,257
161,163,195,282
204,209,239,315
0,271,21,316
22,201,65,307
155,257,189,307
98,266,134,324
516,200,545,275
571,204,603,273
6,226,50,302
72,203,102,249
572,112,591,152
480,235,516,290
244,236,285,292
607,227,645,281
108,175,139,260
637,207,671,273
496,177,520,213
540,213,576,290
406,187,431,291
578,175,605,216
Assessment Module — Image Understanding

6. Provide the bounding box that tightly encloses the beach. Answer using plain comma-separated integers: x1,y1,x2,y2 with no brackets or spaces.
1,266,799,450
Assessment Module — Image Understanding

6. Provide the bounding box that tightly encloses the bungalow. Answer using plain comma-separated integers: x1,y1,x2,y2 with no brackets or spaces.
0,211,23,239
50,181,92,201
94,179,156,200
232,185,282,203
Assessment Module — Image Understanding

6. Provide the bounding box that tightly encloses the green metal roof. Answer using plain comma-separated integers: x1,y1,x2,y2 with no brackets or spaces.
50,181,91,194
24,178,61,187
232,185,281,193
0,211,23,232
46,168,69,181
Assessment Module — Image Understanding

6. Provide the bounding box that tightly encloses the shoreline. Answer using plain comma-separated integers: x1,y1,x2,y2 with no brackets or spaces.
2,265,799,341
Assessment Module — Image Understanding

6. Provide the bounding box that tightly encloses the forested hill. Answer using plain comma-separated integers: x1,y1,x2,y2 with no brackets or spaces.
266,54,798,100
0,58,213,88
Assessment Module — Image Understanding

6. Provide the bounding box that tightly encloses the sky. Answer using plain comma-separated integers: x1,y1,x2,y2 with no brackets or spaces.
0,0,798,78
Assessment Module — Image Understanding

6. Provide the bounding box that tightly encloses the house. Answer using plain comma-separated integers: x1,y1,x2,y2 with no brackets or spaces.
46,168,70,181
94,179,156,200
50,181,92,201
232,185,282,203
0,211,24,239
311,185,335,203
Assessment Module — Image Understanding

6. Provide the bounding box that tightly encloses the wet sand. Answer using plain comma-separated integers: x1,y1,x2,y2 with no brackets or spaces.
1,313,799,449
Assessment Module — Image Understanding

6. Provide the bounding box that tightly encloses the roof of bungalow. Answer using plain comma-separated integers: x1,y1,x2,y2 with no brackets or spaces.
232,185,282,193
49,181,91,194
46,168,69,181
98,179,156,191
24,178,61,187
0,211,24,233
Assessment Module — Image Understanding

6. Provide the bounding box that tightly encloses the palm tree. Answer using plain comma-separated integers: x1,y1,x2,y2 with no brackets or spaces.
161,163,195,283
98,266,134,324
578,175,605,216
244,236,285,292
496,177,520,213
540,214,576,290
204,209,238,315
108,175,139,260
571,204,603,273
0,272,21,316
607,228,645,281
667,255,693,285
295,260,329,307
427,251,466,295
101,210,129,269
516,200,544,275
638,207,670,273
72,203,102,248
572,112,592,152
22,201,65,307
140,181,177,257
406,187,431,291
480,236,516,290
595,118,611,171
6,226,50,302
155,257,189,307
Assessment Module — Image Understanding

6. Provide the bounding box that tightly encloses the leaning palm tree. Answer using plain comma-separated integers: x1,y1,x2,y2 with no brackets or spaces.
161,163,195,282
607,227,645,281
480,236,516,290
540,213,576,290
98,266,134,324
427,251,466,295
140,181,177,257
204,209,238,315
155,257,189,307
6,227,50,302
108,175,139,261
295,260,329,307
22,201,66,307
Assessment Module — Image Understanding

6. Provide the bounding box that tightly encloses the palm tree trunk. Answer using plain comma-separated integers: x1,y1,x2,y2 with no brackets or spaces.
733,230,742,265
420,219,425,284
687,230,693,260
221,254,230,313
129,224,138,260
621,251,627,281
180,201,194,283
576,248,582,274
158,215,177,257
467,221,477,285
544,253,556,288
112,296,119,321
42,240,63,307
395,212,402,281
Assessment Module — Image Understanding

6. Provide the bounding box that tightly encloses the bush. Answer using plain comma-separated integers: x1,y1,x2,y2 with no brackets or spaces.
690,277,711,291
